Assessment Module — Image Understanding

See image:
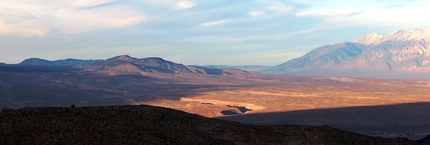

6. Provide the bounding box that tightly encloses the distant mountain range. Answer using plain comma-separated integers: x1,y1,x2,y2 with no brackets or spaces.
18,58,103,66
268,28,430,79
0,55,252,77
11,56,262,73
4,28,430,80
80,55,250,76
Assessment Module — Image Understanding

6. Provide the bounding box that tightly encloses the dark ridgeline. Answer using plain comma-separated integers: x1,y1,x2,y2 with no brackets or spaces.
419,135,430,145
0,105,419,145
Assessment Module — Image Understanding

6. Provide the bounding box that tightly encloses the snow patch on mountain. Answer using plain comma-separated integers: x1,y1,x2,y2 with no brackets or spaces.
269,28,430,79
356,28,430,45
355,32,383,45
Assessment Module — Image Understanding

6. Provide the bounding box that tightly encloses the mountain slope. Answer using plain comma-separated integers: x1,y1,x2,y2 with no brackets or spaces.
83,55,248,76
0,105,418,144
269,28,430,79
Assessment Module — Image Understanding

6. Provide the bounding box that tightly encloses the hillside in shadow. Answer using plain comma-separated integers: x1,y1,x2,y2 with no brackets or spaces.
218,102,430,140
0,105,419,145
0,66,244,109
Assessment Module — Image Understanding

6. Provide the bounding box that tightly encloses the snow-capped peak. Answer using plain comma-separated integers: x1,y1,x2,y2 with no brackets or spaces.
384,28,430,42
355,32,383,45
355,28,430,45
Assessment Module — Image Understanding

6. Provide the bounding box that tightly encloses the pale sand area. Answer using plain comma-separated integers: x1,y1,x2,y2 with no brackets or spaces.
141,86,430,118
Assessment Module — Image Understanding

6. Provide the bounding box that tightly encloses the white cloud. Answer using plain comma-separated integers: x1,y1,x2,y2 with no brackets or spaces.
0,0,146,37
55,7,146,34
176,1,196,9
201,19,230,27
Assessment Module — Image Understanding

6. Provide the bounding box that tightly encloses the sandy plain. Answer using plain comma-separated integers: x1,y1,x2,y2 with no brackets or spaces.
140,76,430,139
142,78,430,117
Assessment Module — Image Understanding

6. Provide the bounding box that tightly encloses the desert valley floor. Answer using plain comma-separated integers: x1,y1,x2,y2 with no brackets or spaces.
140,76,430,140
2,58,430,140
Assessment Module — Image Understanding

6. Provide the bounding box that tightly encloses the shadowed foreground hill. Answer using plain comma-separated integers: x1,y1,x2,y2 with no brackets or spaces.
0,105,418,145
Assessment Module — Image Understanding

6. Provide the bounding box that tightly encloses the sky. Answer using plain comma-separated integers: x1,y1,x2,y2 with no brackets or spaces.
0,0,429,65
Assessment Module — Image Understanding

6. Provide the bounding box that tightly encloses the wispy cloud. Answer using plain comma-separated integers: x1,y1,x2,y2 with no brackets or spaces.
55,7,146,34
0,0,146,37
201,19,230,27
296,10,363,17
248,1,294,17
176,1,196,9
293,0,430,29
70,0,114,8
142,0,196,10
265,4,293,14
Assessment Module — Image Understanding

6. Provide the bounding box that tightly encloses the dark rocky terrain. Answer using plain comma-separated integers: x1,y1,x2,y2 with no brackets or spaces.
418,135,430,145
0,105,420,145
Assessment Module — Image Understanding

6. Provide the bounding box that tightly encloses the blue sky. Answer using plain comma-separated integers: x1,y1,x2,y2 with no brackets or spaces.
0,0,429,65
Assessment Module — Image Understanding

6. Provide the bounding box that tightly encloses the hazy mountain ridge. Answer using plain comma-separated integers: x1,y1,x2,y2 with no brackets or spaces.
19,58,103,66
270,28,430,79
83,55,248,76
100,55,194,74
4,55,249,76
8,55,265,74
